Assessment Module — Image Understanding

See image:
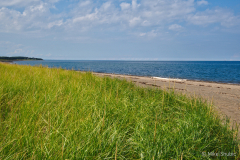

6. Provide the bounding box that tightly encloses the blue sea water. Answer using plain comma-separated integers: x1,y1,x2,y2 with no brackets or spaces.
14,60,240,84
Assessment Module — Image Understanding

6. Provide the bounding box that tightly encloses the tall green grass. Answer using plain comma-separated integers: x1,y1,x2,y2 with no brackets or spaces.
0,63,239,159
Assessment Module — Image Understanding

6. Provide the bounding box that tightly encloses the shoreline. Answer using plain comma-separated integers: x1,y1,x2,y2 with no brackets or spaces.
90,71,240,137
81,70,240,86
11,60,240,85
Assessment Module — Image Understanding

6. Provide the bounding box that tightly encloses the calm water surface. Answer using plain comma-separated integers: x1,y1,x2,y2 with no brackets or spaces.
14,60,240,84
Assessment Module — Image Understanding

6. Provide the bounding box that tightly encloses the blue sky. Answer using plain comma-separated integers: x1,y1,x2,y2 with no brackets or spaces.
0,0,240,60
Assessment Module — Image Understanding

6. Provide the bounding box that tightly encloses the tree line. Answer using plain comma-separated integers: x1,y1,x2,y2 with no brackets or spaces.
0,56,43,61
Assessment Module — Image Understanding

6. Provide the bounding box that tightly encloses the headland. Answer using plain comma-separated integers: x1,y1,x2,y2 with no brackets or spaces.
0,56,43,63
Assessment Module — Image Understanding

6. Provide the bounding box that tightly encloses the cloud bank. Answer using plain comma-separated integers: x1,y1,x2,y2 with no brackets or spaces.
0,0,239,37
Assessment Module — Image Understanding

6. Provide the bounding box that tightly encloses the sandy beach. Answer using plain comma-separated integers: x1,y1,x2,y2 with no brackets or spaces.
92,72,240,136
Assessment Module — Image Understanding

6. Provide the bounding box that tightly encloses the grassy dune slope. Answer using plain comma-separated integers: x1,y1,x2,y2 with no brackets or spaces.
0,63,239,159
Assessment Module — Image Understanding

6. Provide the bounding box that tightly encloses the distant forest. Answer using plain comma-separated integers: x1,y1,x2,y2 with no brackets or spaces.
0,56,43,61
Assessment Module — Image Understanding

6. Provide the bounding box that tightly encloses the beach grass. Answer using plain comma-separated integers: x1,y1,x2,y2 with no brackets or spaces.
0,62,239,159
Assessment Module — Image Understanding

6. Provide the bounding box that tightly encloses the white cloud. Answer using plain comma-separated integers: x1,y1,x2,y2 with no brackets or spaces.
169,24,183,31
187,9,240,27
0,7,24,31
47,20,63,29
28,3,47,12
140,0,195,18
197,0,208,6
139,33,146,36
0,0,59,7
0,0,239,38
129,17,141,27
72,13,98,23
79,0,91,7
120,2,130,10
0,41,35,56
137,30,157,38
67,0,197,31
147,30,157,37
0,2,62,33
101,1,112,11
13,49,23,54
132,0,140,10
141,20,151,26
0,0,40,7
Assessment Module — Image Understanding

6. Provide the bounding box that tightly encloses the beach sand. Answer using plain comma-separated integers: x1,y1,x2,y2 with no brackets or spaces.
92,72,240,137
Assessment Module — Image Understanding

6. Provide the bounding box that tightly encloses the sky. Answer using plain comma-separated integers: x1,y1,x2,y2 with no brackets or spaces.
0,0,240,60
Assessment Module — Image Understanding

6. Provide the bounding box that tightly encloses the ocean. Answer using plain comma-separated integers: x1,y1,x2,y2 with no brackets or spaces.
14,60,240,84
